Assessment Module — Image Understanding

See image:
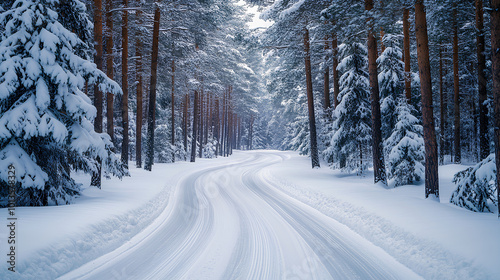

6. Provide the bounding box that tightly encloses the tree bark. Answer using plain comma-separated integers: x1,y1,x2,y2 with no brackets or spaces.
491,0,500,217
183,94,189,155
171,59,175,162
403,8,412,102
135,7,143,168
121,0,129,168
144,2,160,171
366,0,386,184
303,27,320,168
415,0,439,199
91,0,103,188
323,36,331,111
453,5,461,164
380,28,386,54
221,90,226,156
105,0,114,141
199,91,204,158
332,33,340,109
191,91,199,162
476,0,489,160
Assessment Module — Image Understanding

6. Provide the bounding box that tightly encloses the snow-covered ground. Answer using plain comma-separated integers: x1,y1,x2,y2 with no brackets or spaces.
0,150,498,279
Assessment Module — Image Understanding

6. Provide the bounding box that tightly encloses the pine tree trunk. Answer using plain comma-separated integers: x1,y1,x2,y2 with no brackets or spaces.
221,90,226,156
121,0,129,168
91,0,103,188
303,27,320,168
191,91,199,162
439,45,445,164
415,0,439,199
226,87,231,156
184,94,189,154
323,36,331,111
332,33,340,109
199,91,204,158
403,8,412,102
144,2,160,171
476,0,489,160
171,59,175,162
105,0,114,141
205,93,209,145
453,5,461,164
471,78,479,161
380,28,386,54
135,8,143,168
249,115,254,150
491,0,500,217
215,97,220,156
238,116,242,150
366,0,386,184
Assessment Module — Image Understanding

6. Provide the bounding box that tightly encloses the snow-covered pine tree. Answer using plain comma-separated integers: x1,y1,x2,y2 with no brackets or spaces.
450,154,497,212
384,98,425,187
378,34,404,141
332,42,372,174
0,0,127,206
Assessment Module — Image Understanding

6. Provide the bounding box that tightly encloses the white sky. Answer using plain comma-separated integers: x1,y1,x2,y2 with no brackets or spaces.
236,0,273,30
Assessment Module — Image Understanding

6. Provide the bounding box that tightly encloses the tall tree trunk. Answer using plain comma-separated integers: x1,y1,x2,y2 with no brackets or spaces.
476,0,489,160
472,76,479,161
205,93,209,145
366,0,386,184
238,116,242,150
121,0,129,168
105,0,114,141
439,45,445,164
415,0,439,199
403,8,412,102
215,97,220,156
332,33,340,109
144,2,160,171
491,0,500,217
453,5,461,164
323,36,331,111
191,91,199,162
183,94,189,154
303,27,320,168
135,7,143,168
199,91,204,158
171,59,175,162
221,90,226,156
91,0,103,188
380,28,386,54
249,115,254,150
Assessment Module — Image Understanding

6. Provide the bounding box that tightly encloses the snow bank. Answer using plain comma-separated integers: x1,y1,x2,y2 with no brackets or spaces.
265,153,499,280
0,163,177,280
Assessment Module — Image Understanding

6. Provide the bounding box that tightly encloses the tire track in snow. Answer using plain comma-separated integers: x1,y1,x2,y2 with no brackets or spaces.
62,151,420,280
240,153,420,280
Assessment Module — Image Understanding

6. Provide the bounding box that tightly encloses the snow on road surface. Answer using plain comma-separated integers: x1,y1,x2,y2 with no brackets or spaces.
60,152,420,280
2,150,497,279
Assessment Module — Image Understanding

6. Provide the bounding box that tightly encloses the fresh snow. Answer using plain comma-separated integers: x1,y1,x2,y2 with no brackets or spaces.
0,151,498,279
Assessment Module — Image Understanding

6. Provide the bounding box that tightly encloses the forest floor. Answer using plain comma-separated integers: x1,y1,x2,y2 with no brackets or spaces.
0,151,498,279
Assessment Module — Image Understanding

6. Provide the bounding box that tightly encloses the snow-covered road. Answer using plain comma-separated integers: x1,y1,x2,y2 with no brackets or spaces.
61,151,420,280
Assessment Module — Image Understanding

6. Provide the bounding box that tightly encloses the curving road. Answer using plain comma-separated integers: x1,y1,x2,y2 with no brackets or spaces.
60,151,421,280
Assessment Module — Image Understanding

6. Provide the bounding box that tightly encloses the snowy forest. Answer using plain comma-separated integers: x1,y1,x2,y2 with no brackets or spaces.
1,0,499,213
1,0,500,278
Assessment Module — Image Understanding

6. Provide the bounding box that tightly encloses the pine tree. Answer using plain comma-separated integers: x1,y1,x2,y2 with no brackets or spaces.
378,34,404,142
0,0,127,206
450,154,497,212
332,42,372,174
385,99,425,187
